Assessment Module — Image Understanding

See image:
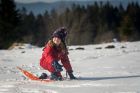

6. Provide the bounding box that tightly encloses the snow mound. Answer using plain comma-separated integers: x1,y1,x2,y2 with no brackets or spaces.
9,43,37,50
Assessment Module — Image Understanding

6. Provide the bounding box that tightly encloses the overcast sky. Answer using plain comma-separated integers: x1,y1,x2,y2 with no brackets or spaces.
15,0,139,3
15,0,91,3
15,0,60,3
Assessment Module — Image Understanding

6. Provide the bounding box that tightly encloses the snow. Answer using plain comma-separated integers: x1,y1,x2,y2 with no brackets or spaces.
0,41,140,93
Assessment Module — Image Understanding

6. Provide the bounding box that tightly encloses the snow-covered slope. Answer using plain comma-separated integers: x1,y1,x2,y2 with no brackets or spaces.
0,41,140,93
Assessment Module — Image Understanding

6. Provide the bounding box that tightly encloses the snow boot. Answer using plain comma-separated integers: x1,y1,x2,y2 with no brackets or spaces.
39,73,48,79
50,72,62,81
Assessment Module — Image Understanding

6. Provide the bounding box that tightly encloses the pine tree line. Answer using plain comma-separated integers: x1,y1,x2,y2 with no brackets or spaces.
0,0,140,49
0,0,21,49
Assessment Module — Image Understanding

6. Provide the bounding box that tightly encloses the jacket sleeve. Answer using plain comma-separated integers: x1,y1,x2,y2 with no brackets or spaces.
60,54,73,72
43,45,55,64
40,45,58,72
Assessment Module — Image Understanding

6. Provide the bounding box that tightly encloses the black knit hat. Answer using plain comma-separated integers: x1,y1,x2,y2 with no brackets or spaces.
52,27,67,42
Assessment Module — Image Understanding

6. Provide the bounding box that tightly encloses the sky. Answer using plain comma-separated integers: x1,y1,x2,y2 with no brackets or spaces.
15,0,59,3
15,0,139,3
15,0,91,3
14,0,140,3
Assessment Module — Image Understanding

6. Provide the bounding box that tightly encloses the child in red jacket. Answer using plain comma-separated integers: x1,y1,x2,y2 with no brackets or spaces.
39,27,76,80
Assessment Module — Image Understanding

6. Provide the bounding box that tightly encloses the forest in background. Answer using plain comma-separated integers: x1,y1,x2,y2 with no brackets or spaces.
0,0,140,49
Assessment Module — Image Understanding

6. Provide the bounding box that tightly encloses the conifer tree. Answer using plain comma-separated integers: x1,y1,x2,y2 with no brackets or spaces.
0,0,21,49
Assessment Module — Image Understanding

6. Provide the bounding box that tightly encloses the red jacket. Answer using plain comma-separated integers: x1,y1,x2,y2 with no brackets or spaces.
40,41,73,73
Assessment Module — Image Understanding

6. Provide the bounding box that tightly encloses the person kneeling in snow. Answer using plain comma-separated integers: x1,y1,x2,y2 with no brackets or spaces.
39,27,76,80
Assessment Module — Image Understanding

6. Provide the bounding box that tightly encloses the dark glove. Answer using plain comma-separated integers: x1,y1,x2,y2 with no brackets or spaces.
52,61,63,72
67,71,77,79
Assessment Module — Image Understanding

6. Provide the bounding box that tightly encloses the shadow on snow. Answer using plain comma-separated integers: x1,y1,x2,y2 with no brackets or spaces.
78,75,140,81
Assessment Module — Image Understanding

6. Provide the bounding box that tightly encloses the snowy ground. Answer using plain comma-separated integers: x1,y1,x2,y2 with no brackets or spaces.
0,41,140,93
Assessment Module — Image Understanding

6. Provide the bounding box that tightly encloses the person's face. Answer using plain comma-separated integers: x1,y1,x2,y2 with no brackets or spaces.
52,37,61,46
